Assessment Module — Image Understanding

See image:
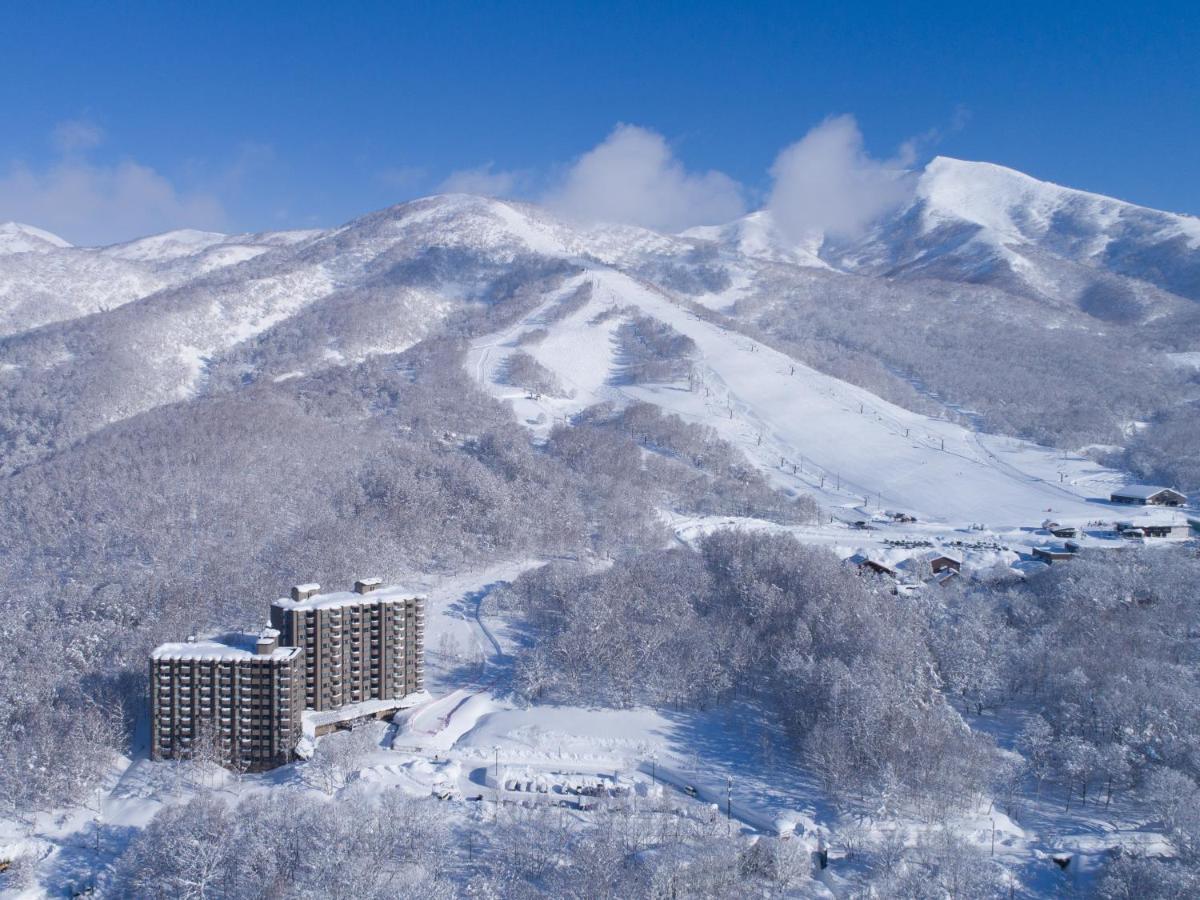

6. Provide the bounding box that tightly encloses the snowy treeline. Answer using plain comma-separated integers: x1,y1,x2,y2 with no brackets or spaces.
0,344,808,814
505,531,996,810
505,536,1200,887
612,314,697,385
107,787,450,898
1119,398,1200,491
503,350,570,397
0,342,595,813
743,271,1196,452
86,782,1016,898
932,550,1200,891
562,403,818,524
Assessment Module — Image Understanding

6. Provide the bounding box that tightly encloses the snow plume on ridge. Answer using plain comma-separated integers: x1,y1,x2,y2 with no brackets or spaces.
768,114,916,239
0,120,225,246
545,124,746,232
439,163,524,197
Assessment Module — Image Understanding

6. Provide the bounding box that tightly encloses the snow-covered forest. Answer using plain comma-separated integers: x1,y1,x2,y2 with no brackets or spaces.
1,154,1199,896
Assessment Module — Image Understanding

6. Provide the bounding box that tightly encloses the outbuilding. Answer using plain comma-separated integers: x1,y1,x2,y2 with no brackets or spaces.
1032,545,1077,564
1117,517,1190,539
1041,519,1079,539
847,554,898,579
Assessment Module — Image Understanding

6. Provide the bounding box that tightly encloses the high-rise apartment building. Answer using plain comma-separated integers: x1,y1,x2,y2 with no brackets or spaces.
150,629,304,771
151,578,426,771
269,580,425,712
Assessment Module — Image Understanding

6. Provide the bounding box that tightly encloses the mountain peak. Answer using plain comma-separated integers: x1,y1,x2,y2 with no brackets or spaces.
0,222,73,254
919,156,1200,238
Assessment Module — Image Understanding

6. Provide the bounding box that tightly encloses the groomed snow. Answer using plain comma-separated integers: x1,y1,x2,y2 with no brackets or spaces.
151,633,301,663
271,583,426,612
467,268,1170,534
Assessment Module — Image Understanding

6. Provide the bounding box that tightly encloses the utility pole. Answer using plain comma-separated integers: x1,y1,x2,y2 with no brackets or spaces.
726,775,733,835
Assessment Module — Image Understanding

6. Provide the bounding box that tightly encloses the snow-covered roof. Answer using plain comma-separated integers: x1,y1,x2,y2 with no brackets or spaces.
152,632,301,663
272,583,426,612
1119,511,1188,527
911,548,961,565
293,582,321,594
1032,544,1076,556
1111,484,1185,500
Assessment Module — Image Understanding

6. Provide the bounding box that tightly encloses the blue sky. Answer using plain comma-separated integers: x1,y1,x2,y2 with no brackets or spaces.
2,1,1197,243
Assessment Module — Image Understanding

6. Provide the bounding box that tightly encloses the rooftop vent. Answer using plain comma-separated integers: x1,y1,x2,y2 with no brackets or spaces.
291,583,321,602
354,577,383,594
255,632,278,655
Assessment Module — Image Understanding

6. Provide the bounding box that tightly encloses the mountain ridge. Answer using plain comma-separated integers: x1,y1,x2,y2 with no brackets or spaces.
1,159,1197,486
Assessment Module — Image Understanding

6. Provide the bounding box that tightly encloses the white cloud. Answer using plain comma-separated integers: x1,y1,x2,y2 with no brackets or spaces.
0,121,226,246
52,119,105,155
379,165,428,190
438,163,522,197
544,124,745,232
768,114,915,239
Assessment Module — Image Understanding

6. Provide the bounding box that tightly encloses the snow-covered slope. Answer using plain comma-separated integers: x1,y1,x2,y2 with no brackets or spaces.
0,224,324,339
826,156,1200,306
2,162,1197,494
0,222,72,254
467,267,1124,527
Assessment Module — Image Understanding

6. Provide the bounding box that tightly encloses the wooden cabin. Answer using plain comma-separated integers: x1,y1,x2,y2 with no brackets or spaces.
1110,485,1187,507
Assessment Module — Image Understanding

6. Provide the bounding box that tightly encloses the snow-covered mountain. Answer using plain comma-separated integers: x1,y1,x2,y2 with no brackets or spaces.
0,222,73,254
6,158,1197,896
0,158,1197,490
825,156,1200,312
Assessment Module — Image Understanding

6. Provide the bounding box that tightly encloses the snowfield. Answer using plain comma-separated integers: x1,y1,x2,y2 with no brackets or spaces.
466,267,1173,568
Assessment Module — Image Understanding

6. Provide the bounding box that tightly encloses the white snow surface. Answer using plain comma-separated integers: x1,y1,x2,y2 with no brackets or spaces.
467,267,1156,534
0,222,72,253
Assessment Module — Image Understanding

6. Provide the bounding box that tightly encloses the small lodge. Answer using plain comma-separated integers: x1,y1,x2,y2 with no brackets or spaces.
1110,484,1187,507
1032,545,1077,564
1041,519,1078,539
904,549,962,576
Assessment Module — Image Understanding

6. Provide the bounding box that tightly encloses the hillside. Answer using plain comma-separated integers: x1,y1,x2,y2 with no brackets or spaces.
2,156,1199,898
1,160,1198,483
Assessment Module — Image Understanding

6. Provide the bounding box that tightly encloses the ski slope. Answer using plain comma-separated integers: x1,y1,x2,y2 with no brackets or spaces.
467,267,1138,529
